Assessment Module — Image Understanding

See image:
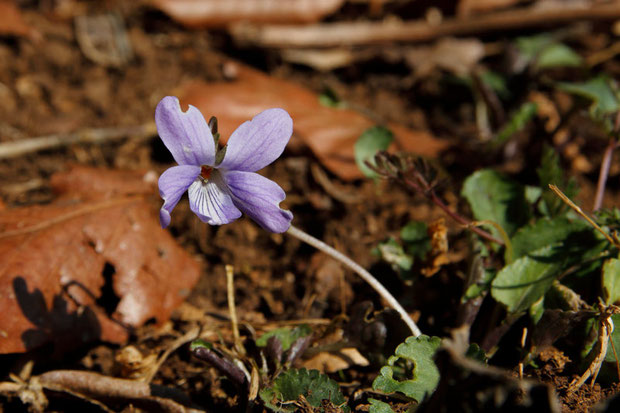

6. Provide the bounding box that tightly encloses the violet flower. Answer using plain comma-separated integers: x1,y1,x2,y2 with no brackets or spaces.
156,96,293,233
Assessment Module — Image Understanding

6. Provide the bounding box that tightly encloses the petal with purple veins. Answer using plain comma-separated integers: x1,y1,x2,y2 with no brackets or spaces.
187,170,242,226
158,164,201,228
155,96,216,166
224,170,293,233
218,108,293,172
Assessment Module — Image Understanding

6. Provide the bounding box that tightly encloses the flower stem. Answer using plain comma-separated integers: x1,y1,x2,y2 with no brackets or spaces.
286,224,422,337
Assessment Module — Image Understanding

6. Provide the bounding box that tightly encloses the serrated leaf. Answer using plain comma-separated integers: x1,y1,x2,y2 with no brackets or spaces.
355,126,394,178
558,77,619,115
256,325,312,351
495,102,538,145
260,368,349,412
602,258,620,305
372,335,441,402
510,217,589,261
461,169,530,237
369,399,395,413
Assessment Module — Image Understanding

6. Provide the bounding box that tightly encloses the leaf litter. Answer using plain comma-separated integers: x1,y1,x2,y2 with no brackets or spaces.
2,1,620,412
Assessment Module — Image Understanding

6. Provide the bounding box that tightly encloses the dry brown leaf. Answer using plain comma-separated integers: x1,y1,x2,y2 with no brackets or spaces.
0,166,201,354
179,62,448,180
0,1,41,40
404,37,485,79
149,0,345,28
303,347,369,373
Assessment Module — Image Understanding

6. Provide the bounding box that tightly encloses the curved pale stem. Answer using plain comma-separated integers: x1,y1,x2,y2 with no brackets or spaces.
286,224,422,337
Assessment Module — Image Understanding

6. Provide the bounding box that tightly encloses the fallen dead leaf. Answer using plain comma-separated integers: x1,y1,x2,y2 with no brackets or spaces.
150,0,345,28
179,61,448,180
403,37,485,79
0,166,201,354
303,347,369,373
0,1,41,40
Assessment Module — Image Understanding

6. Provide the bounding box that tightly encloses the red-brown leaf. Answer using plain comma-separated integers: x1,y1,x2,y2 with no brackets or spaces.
0,166,200,354
179,62,448,180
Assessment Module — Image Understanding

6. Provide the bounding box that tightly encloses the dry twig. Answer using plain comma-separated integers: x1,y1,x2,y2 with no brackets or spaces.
231,3,620,48
0,123,156,159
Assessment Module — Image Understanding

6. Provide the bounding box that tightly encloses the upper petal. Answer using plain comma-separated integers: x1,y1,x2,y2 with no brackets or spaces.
223,171,293,233
187,170,242,226
158,164,201,228
218,108,293,172
155,96,216,166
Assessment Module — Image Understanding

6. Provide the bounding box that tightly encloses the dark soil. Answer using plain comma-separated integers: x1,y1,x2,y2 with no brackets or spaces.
1,1,620,412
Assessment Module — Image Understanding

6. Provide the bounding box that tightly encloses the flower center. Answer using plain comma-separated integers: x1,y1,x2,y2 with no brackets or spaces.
200,165,213,180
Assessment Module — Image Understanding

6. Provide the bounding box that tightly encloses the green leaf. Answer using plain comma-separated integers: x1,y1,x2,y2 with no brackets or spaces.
493,226,603,313
465,343,488,363
536,43,582,69
480,71,510,99
400,221,431,259
602,258,620,305
494,102,538,145
537,145,578,217
515,34,582,69
463,268,496,300
318,88,345,108
369,399,395,413
376,238,414,272
516,33,554,62
260,368,349,412
189,339,213,351
510,217,589,260
461,169,530,237
355,126,394,178
492,244,562,313
558,76,620,115
256,325,312,351
606,314,620,364
372,335,441,402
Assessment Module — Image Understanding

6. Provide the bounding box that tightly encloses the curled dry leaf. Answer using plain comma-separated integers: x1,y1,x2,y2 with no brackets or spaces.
179,62,448,180
149,0,345,28
0,166,200,354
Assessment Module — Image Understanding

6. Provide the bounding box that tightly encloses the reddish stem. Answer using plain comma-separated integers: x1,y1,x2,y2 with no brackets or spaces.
402,177,504,245
593,138,617,211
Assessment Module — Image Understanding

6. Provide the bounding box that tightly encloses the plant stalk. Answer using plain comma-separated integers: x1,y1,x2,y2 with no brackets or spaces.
286,224,422,337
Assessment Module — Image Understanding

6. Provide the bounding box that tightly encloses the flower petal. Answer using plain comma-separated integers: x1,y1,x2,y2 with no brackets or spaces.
224,171,293,233
158,164,201,228
218,108,293,172
155,96,216,166
187,170,242,225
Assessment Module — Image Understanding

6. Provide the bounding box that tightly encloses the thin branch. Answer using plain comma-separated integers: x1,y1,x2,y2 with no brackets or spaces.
593,138,617,211
402,177,504,245
0,123,156,159
286,224,422,337
231,3,620,48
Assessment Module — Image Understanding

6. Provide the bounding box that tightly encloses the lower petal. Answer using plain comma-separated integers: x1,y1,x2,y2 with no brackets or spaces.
223,171,293,233
187,171,242,225
159,165,201,228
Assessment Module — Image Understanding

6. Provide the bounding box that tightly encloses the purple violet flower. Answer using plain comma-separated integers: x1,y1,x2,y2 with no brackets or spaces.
156,96,294,233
